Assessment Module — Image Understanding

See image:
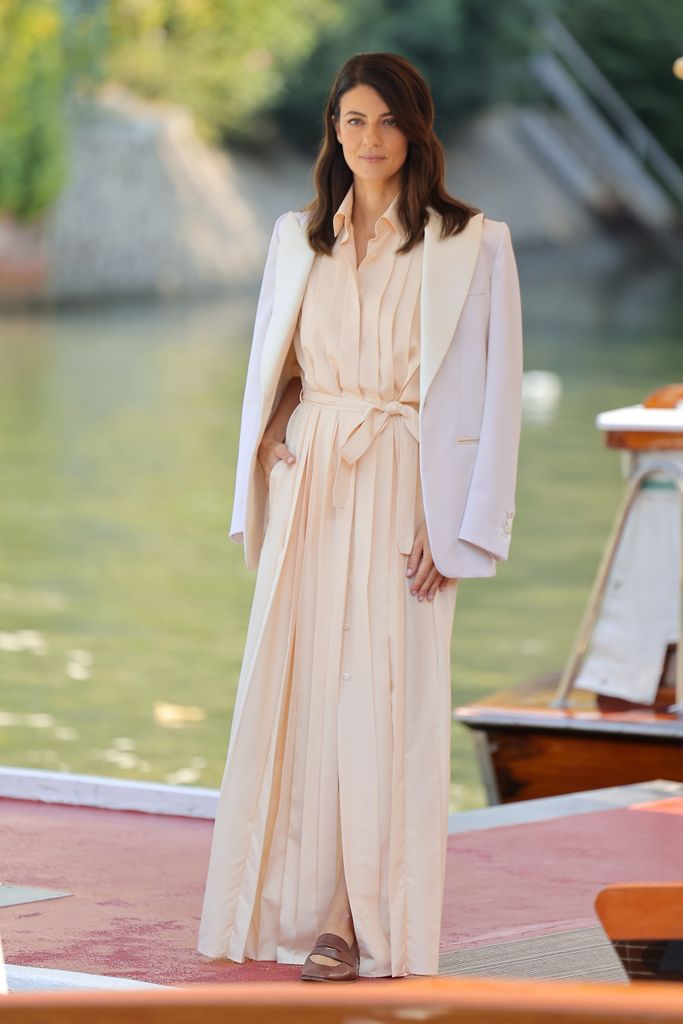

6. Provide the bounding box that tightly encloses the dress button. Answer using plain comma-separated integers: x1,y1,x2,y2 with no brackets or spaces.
342,672,350,680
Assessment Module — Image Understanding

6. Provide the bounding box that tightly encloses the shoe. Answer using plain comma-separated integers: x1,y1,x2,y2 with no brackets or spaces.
301,931,360,982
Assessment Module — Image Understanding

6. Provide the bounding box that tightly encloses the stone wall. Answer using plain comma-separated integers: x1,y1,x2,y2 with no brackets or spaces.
0,85,610,308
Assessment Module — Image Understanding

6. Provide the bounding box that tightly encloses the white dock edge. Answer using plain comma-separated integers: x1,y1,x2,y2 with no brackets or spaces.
447,779,683,834
0,766,219,819
5,964,170,992
4,769,683,833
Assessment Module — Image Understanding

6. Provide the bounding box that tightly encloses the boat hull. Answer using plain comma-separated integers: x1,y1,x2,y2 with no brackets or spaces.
455,673,683,804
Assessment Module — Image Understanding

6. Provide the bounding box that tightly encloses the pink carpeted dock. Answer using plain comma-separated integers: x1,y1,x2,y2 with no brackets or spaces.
2,774,683,988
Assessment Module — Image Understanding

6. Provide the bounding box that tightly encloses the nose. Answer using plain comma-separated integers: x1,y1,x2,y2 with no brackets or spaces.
362,123,382,147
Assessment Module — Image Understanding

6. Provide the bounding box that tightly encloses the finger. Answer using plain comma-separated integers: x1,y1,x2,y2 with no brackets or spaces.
411,558,433,597
406,537,424,580
277,444,296,464
413,537,436,594
417,565,440,599
427,574,445,600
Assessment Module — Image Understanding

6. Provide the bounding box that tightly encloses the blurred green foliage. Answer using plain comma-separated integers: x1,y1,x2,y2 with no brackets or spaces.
1,0,681,219
268,0,683,164
268,0,546,153
562,0,683,166
105,0,341,146
0,0,105,220
0,1,67,219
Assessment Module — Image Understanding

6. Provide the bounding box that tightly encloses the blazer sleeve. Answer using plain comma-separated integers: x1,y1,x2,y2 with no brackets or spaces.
229,212,287,544
457,221,523,561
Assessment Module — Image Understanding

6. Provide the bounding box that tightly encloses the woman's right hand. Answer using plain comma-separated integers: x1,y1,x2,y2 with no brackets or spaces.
258,432,297,484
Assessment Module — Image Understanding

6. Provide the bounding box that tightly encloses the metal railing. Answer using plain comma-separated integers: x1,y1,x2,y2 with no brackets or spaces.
538,13,683,207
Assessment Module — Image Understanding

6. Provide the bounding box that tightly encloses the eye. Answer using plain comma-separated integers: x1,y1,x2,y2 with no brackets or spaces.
345,117,397,127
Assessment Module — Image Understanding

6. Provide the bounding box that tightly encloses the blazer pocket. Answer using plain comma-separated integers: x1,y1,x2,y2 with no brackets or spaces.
456,436,480,444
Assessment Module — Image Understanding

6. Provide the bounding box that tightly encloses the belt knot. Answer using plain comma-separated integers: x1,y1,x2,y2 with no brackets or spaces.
300,387,420,555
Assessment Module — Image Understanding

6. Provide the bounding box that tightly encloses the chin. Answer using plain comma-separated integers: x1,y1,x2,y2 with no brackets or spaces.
354,162,394,180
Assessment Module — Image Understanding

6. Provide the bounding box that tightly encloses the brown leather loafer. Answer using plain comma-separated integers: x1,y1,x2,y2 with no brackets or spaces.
301,931,360,982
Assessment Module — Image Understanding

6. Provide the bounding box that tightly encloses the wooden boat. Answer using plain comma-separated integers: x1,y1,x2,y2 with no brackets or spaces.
454,384,683,804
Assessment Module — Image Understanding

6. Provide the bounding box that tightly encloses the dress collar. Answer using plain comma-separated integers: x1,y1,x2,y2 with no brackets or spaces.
332,183,403,241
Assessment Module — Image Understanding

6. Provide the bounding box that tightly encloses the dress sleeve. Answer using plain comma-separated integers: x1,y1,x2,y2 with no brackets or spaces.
456,221,523,562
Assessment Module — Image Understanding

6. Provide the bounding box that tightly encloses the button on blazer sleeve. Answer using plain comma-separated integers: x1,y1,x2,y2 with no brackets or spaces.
229,212,287,545
457,221,523,562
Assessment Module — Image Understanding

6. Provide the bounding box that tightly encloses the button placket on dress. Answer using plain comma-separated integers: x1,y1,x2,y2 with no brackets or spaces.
337,204,377,688
336,214,356,688
333,207,406,690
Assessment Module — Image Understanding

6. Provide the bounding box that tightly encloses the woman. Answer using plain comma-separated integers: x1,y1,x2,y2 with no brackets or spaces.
197,52,523,981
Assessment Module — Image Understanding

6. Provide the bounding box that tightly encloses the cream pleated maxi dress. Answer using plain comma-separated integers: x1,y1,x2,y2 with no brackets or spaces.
197,184,459,978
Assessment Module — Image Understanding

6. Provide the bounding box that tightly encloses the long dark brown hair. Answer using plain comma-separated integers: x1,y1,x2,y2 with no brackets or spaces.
303,52,480,256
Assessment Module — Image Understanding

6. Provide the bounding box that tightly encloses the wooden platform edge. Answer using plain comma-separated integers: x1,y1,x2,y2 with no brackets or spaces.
3,976,683,1023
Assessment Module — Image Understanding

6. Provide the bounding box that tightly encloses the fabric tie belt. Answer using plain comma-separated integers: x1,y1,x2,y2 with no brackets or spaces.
299,386,420,555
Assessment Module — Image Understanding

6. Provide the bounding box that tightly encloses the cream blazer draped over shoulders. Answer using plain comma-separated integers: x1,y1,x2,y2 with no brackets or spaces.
229,206,523,578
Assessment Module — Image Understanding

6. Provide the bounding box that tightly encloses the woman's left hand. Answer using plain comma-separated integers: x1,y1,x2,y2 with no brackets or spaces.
406,521,452,600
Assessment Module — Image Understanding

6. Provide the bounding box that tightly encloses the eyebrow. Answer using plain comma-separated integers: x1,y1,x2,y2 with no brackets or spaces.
343,110,394,117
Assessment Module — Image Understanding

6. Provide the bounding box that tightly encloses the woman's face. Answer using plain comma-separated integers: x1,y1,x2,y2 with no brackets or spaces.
334,84,408,187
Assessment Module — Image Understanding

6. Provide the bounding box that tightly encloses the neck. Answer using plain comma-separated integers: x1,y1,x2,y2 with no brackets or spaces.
351,174,401,227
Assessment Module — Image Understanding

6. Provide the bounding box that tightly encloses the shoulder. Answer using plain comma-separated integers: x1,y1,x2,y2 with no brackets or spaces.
272,210,292,236
477,215,515,272
290,208,312,231
428,208,510,252
278,208,311,227
481,214,511,249
268,208,311,243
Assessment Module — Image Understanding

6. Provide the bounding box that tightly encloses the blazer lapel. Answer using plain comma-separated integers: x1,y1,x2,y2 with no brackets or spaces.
258,206,484,419
420,210,483,407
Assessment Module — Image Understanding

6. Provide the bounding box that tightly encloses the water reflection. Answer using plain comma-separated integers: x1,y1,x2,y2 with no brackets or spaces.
0,256,680,810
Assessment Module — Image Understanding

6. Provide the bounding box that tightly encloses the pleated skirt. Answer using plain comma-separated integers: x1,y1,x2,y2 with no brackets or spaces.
197,391,459,977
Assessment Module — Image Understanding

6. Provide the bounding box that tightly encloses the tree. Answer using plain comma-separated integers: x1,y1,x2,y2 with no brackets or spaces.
0,0,105,220
561,0,683,165
105,0,339,146
268,0,543,154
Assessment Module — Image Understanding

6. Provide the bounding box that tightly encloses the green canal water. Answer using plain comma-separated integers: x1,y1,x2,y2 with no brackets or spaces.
1,255,680,810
